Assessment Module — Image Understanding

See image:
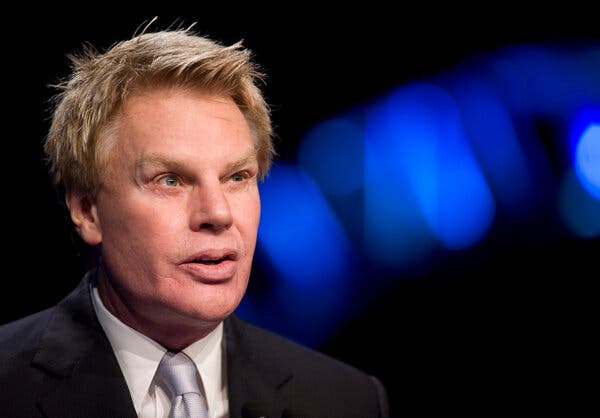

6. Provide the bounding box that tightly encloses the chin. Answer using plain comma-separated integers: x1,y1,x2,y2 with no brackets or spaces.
174,295,240,323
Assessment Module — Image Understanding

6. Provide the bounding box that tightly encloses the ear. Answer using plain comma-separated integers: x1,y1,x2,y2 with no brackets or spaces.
65,188,102,246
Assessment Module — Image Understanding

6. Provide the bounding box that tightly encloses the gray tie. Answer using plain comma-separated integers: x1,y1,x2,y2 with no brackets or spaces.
156,351,209,418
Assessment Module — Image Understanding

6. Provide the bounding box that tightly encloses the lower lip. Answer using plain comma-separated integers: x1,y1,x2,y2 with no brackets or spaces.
180,260,237,282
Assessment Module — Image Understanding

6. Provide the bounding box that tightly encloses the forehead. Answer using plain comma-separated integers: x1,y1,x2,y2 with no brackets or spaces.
111,88,254,161
119,87,247,131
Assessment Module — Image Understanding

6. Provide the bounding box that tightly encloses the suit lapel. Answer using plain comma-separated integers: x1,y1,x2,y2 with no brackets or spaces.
225,315,293,418
32,273,136,418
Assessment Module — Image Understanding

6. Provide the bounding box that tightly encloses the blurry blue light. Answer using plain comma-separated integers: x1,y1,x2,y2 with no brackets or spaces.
570,106,600,201
491,45,600,115
257,163,354,285
575,124,600,199
365,83,495,255
449,76,534,213
298,117,363,196
244,163,358,346
558,169,600,238
364,92,435,267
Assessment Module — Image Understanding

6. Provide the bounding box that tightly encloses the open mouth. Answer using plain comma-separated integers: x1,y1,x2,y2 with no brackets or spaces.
182,251,238,281
191,257,230,265
185,250,237,266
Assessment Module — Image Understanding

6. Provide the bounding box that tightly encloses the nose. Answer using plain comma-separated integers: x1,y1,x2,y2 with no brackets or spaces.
189,182,233,232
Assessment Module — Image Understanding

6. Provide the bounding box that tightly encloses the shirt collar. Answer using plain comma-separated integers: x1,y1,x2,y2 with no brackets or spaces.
90,283,224,415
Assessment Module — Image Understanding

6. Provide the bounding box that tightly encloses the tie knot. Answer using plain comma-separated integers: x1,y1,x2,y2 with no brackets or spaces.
156,351,202,398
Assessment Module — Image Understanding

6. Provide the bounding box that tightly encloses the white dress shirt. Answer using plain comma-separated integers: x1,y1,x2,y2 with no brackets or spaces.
91,284,229,418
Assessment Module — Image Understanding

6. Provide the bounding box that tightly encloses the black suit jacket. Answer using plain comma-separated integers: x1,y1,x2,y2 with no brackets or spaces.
0,274,388,417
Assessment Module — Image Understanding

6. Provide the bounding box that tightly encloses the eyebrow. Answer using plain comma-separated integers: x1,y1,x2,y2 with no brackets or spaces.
135,149,258,176
135,155,186,173
224,150,259,173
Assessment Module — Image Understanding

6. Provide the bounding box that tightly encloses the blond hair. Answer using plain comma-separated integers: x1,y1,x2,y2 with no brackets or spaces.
45,29,274,197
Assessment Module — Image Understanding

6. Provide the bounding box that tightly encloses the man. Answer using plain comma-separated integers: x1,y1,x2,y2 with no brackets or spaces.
0,29,388,417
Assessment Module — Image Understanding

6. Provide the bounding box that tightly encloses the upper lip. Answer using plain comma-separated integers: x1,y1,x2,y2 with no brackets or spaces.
183,249,238,264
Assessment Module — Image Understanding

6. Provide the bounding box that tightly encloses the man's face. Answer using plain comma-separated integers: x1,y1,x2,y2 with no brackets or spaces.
91,88,260,331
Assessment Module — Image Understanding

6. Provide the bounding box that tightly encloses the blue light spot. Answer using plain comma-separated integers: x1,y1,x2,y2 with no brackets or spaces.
298,117,363,196
245,163,358,346
491,45,600,115
448,75,534,213
364,91,435,268
575,123,600,200
558,169,600,238
257,163,354,286
364,83,495,255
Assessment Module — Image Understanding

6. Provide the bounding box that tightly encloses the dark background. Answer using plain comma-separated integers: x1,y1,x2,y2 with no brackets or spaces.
2,10,597,415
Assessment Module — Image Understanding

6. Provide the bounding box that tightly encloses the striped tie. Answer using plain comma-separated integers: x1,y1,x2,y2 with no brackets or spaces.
156,351,209,418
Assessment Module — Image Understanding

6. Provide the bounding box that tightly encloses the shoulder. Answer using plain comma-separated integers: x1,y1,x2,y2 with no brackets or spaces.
0,308,54,357
225,315,389,417
238,317,360,372
0,308,55,372
0,309,54,360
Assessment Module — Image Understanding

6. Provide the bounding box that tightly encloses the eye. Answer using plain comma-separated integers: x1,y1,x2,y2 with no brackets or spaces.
158,174,180,187
230,172,246,182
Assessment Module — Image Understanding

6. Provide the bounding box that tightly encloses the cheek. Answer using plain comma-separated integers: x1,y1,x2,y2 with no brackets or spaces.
98,195,184,262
